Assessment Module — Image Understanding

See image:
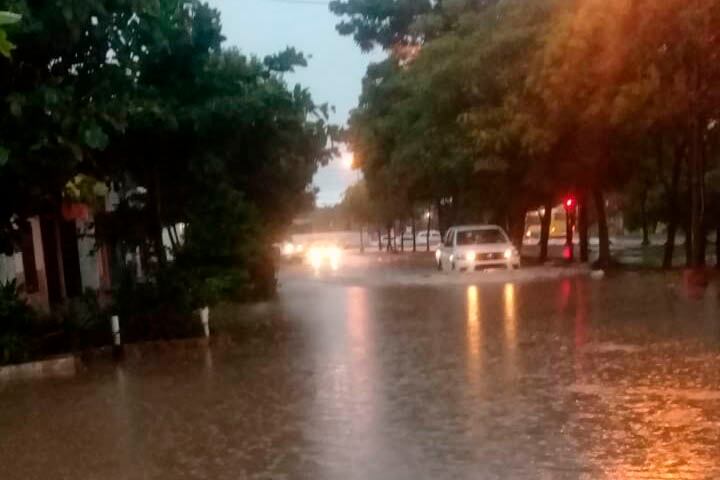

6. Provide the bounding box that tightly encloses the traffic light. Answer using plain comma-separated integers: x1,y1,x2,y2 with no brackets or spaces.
564,196,577,212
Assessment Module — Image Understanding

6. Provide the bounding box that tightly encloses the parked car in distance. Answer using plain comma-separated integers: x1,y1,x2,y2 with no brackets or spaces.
416,230,442,247
436,225,520,271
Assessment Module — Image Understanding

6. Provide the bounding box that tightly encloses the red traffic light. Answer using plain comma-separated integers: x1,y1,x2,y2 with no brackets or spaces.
563,196,577,211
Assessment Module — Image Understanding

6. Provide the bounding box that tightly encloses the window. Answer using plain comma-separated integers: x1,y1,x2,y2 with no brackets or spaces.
456,229,507,246
444,229,454,247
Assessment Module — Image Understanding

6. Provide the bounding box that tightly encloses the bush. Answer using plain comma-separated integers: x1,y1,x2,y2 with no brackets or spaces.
111,266,205,343
45,289,111,353
0,280,36,365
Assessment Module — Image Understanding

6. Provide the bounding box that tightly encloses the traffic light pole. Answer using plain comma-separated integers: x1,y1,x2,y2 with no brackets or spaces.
564,196,577,262
565,213,574,262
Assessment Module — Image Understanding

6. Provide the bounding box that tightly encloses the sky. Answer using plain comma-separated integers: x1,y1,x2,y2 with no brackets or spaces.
207,0,383,205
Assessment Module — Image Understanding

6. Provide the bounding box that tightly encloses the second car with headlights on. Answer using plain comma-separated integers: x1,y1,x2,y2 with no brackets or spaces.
436,225,520,272
305,242,343,271
276,239,305,262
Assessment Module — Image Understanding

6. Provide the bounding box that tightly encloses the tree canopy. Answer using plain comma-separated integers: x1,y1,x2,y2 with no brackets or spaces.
1,0,336,303
335,0,720,268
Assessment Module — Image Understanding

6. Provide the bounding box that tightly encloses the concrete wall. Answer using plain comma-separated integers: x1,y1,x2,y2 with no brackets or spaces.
3,214,111,309
26,217,50,312
77,219,100,291
0,218,50,311
0,253,19,284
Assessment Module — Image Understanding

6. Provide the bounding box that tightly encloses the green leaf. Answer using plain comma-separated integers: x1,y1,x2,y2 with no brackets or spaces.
0,12,21,26
8,94,23,117
0,30,14,58
0,147,9,167
82,124,109,150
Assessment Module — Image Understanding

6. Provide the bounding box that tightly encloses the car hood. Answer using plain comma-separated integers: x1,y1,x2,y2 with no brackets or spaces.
455,244,511,253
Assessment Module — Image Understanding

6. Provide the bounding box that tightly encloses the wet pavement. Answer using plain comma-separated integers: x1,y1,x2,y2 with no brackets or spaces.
2,254,720,479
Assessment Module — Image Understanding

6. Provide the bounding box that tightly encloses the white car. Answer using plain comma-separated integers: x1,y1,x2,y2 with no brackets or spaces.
416,229,442,247
276,239,305,262
305,242,343,271
436,225,520,271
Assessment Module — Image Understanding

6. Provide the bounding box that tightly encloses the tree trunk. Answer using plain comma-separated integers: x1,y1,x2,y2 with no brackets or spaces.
508,202,526,251
689,115,705,268
662,152,682,268
539,199,553,263
664,220,678,269
640,193,650,246
685,221,693,267
412,215,417,253
359,226,364,253
426,204,432,253
716,225,720,270
386,224,392,252
698,225,707,267
593,188,610,268
377,228,382,252
579,192,589,262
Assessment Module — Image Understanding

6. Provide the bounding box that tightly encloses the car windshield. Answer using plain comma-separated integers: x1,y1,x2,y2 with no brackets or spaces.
456,229,506,245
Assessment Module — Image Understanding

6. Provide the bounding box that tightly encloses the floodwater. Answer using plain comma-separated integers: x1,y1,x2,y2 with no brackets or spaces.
2,255,720,479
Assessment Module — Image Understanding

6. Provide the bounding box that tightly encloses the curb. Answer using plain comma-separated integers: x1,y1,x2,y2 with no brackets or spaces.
1,336,230,383
0,355,77,382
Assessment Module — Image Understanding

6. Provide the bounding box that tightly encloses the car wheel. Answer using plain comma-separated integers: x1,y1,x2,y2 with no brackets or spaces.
437,259,443,271
451,262,456,271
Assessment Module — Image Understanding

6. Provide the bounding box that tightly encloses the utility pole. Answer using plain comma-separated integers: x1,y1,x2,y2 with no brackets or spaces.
564,195,577,262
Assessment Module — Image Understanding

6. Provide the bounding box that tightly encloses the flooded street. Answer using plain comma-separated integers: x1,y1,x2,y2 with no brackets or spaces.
2,255,720,479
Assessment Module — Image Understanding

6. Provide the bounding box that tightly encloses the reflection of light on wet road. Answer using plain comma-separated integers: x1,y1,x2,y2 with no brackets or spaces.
503,283,517,356
5,263,720,479
574,279,588,349
466,286,482,385
575,382,720,479
347,286,369,350
310,286,380,478
559,277,572,313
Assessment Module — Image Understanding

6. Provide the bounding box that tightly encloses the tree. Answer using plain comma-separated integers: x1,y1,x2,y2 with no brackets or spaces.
2,0,336,306
97,3,335,299
329,0,433,51
343,0,555,251
0,10,20,57
341,180,372,252
0,0,146,254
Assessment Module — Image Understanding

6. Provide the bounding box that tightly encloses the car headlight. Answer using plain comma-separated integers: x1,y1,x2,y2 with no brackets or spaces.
328,246,342,261
504,248,513,259
307,248,322,267
282,243,295,255
466,251,476,262
435,249,442,261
